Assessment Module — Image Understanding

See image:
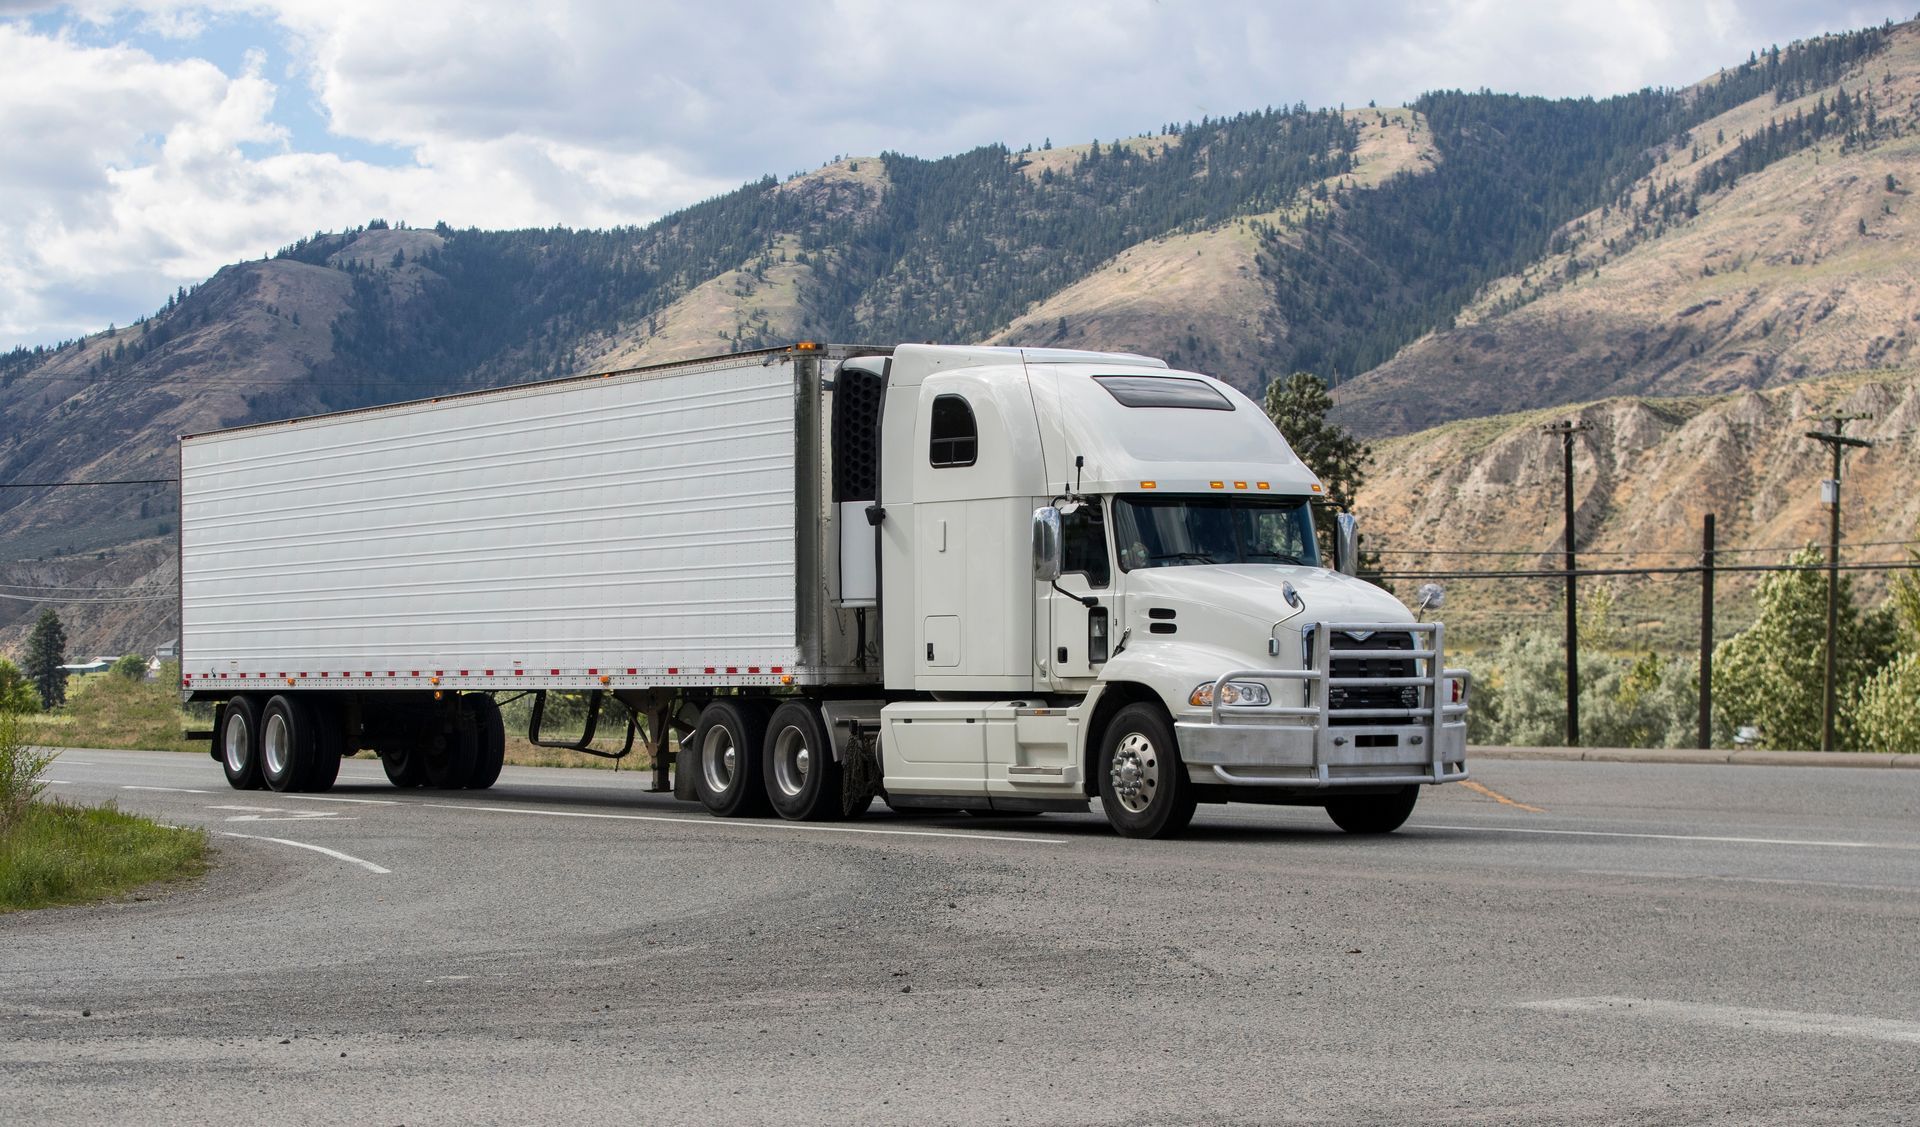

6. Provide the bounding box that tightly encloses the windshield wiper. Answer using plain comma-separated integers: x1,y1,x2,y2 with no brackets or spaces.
1151,552,1217,564
1246,551,1308,565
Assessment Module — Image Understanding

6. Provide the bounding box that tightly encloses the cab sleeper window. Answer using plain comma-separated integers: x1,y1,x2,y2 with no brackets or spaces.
928,394,977,467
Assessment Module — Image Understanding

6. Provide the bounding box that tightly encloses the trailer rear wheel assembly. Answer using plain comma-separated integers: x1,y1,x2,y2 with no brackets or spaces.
424,708,479,789
381,746,425,788
259,695,319,793
305,699,346,792
1324,786,1419,834
464,694,506,790
763,700,845,821
692,699,771,817
1097,703,1196,839
219,695,264,790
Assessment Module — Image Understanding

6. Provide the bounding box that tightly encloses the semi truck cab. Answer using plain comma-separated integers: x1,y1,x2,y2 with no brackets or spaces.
850,345,1469,836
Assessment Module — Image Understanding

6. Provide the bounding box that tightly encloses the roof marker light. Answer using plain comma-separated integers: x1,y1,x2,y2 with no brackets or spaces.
1234,481,1247,489
1257,482,1270,490
1310,483,1323,493
1209,481,1225,489
1140,481,1157,489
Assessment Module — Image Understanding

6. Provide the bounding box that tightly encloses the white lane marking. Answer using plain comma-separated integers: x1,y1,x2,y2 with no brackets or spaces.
225,813,353,823
419,803,1069,845
1576,869,1920,894
217,831,390,874
209,804,289,812
1522,996,1920,1046
44,779,74,785
274,794,400,805
1415,822,1919,852
123,785,212,794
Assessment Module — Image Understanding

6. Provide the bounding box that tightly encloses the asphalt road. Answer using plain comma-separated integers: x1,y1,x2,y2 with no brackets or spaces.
4,749,1918,1125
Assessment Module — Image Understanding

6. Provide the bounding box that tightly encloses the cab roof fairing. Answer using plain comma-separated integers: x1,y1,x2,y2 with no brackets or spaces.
1038,365,1323,497
881,343,1168,389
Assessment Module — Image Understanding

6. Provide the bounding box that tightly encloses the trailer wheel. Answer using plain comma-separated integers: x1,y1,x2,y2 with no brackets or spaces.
1096,703,1196,839
305,699,346,792
219,695,264,790
259,695,319,793
762,700,845,821
691,699,771,817
424,709,478,789
464,695,506,790
1325,786,1419,834
381,746,425,788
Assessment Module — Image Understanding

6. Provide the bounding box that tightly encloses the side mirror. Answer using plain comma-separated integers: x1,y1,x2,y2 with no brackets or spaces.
1031,506,1063,581
1333,512,1359,576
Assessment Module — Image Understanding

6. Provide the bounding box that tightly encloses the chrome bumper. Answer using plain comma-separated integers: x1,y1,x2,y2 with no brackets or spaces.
1175,620,1470,789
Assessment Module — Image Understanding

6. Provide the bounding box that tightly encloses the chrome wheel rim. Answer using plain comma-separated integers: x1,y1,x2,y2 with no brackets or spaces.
223,711,250,773
771,723,811,798
1109,731,1159,815
262,712,290,779
702,724,737,794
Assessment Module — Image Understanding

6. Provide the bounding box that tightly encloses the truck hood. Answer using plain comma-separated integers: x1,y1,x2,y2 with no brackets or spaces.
1122,564,1410,630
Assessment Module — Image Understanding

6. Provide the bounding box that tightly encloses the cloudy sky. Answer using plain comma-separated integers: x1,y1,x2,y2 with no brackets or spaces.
1,0,1909,349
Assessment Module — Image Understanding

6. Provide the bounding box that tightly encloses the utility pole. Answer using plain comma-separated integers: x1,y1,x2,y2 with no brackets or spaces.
1804,414,1873,753
1544,419,1590,747
1698,513,1714,750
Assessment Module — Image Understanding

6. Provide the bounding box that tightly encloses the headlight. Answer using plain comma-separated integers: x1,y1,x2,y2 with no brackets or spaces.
1189,680,1272,707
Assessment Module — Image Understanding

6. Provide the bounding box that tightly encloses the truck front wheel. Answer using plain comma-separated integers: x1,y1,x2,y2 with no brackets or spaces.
692,700,771,818
220,695,264,791
1097,703,1196,839
1325,787,1419,834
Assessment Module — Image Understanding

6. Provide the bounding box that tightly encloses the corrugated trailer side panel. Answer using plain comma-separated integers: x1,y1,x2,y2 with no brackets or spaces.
181,356,802,684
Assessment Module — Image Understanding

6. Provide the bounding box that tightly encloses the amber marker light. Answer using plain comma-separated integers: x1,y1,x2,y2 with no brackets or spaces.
1209,481,1225,489
1139,481,1157,489
1234,481,1247,489
781,675,795,685
599,675,611,685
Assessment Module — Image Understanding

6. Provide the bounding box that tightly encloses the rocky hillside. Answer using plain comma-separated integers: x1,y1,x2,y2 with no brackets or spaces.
1335,21,1920,436
1355,368,1920,649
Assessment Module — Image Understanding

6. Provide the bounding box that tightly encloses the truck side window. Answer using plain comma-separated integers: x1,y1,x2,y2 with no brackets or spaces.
928,395,977,468
1061,504,1111,588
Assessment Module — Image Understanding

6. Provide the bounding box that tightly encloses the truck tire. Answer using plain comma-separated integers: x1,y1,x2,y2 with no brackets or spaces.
762,700,844,821
691,699,771,818
464,694,506,790
1097,703,1197,839
219,695,264,791
381,746,425,788
305,699,346,792
424,708,478,789
1325,786,1419,834
259,695,318,793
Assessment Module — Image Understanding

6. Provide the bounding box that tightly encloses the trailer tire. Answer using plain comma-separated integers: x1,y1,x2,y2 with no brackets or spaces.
1325,786,1419,834
381,746,425,788
305,699,346,792
424,708,479,789
1096,703,1196,839
259,695,319,793
463,695,506,790
692,699,771,818
219,695,264,791
762,700,844,821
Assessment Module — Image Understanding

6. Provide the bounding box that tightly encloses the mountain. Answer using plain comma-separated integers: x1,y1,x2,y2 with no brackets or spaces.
3,18,1918,657
1333,22,1920,435
1353,368,1920,651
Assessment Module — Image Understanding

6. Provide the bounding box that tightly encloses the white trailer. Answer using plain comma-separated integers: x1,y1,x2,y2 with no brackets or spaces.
182,343,1468,837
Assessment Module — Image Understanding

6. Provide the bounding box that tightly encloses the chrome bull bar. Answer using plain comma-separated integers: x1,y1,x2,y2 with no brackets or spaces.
1184,621,1470,788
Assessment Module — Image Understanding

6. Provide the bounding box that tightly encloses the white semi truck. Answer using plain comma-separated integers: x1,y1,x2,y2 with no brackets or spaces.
180,343,1468,838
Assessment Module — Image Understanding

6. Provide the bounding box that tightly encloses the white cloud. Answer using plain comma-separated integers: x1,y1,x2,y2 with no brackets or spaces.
0,0,1911,347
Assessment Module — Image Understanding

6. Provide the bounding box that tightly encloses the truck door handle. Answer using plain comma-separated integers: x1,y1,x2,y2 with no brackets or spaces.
1057,647,1068,663
927,643,934,661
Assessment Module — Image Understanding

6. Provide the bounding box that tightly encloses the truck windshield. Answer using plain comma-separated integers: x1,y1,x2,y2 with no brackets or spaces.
1112,494,1320,571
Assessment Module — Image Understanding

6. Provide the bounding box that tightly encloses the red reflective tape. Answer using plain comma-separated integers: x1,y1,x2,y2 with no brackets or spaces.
459,670,469,676
704,667,716,674
550,669,559,676
588,668,598,676
387,671,395,677
667,667,678,675
748,666,760,674
726,666,738,674
484,669,494,676
515,669,524,676
771,666,783,674
626,668,636,676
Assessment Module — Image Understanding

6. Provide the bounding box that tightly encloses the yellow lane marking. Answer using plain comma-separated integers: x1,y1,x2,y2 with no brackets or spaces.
1460,779,1545,813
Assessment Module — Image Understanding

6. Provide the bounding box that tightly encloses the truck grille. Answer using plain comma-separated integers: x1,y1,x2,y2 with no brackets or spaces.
1306,628,1421,718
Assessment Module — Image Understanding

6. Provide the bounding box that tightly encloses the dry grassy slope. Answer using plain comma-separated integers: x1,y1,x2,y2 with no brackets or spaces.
988,110,1436,391
573,159,890,370
1353,369,1920,649
1335,24,1920,437
0,229,444,659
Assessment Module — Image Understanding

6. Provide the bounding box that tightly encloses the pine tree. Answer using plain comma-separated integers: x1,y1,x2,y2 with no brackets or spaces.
22,609,68,709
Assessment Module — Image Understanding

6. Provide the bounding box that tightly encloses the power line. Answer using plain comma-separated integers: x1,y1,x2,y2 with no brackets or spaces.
1371,558,1915,580
0,591,175,603
0,478,176,488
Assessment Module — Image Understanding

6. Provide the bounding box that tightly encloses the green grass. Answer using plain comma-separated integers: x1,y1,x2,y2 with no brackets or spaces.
22,664,206,754
0,800,208,912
